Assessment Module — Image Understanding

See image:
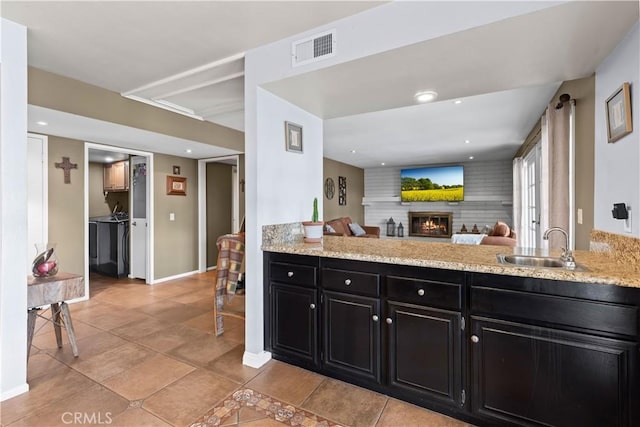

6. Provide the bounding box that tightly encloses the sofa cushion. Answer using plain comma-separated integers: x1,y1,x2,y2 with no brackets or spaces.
492,221,511,237
325,224,336,233
348,223,367,237
327,218,347,235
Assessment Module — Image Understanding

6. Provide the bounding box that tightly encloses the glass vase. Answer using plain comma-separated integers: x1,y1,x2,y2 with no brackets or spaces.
32,243,59,278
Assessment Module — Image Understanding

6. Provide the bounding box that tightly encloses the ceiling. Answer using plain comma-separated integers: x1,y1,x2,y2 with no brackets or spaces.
3,1,639,168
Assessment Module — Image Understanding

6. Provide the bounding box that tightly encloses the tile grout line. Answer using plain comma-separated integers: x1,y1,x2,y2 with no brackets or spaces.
373,396,391,427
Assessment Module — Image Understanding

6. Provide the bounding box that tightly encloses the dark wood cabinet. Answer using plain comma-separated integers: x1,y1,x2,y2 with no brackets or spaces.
387,302,462,407
323,291,381,384
264,253,640,427
270,283,319,369
266,253,319,370
469,273,640,427
470,317,637,427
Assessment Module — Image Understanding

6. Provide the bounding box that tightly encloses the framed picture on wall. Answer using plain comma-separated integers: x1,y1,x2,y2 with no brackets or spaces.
166,176,187,196
605,82,633,143
285,121,303,153
338,176,347,205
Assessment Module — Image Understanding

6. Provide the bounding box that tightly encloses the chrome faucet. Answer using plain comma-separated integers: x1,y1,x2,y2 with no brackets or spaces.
543,227,576,269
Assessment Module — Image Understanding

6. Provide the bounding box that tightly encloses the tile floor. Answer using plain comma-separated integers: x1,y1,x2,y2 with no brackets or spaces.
1,271,470,427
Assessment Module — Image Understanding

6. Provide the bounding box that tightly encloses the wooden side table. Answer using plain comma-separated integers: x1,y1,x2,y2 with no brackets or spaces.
27,272,85,359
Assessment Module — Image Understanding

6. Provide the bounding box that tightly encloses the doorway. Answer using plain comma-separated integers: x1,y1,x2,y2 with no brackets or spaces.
27,133,48,274
84,143,154,299
197,155,242,272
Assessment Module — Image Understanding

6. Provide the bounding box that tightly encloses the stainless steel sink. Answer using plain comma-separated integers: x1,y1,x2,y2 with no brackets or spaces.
497,254,567,269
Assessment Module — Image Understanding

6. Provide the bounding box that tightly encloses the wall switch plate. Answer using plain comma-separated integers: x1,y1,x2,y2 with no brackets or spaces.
169,213,175,221
577,208,583,225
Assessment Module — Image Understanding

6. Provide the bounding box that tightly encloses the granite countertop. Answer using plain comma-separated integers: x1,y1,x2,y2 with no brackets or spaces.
262,236,640,288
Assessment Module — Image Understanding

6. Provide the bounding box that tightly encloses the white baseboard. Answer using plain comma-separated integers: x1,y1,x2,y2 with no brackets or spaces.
243,350,272,368
151,270,199,285
1,383,29,402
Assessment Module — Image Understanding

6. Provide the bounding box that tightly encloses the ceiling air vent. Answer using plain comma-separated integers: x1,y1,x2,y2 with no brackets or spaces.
292,30,336,67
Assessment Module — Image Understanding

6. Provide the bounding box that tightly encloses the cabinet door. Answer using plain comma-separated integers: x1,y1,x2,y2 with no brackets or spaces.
271,283,318,368
103,164,113,191
111,161,128,190
471,317,637,427
387,302,462,407
323,291,381,384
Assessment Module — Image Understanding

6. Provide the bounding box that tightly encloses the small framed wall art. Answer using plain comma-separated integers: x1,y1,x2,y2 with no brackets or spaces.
285,121,303,153
338,176,347,205
172,165,181,175
605,82,633,143
166,176,187,196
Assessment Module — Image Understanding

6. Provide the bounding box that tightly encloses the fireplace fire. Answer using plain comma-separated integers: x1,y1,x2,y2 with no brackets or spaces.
409,212,453,238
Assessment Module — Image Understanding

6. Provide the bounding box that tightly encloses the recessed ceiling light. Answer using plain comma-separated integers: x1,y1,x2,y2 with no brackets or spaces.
185,149,192,154
36,121,48,126
351,150,356,154
465,140,471,144
381,162,385,166
469,156,474,160
454,100,463,105
414,90,438,103
104,156,114,162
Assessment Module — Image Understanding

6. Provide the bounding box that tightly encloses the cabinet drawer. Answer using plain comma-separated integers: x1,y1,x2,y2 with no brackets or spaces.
471,286,638,338
270,262,316,287
322,268,380,297
387,276,461,310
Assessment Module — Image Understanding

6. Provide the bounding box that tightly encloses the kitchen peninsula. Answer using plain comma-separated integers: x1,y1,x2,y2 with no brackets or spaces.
263,233,640,426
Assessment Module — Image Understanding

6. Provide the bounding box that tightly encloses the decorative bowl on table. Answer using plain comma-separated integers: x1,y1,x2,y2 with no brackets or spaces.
32,244,59,277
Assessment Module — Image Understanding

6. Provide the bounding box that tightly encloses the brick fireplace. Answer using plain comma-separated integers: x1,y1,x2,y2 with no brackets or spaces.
409,211,453,238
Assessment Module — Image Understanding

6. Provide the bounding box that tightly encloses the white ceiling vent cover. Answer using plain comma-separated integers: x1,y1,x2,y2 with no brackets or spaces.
292,30,336,67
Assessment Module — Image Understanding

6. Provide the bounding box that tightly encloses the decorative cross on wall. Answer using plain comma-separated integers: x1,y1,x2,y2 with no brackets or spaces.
54,157,78,184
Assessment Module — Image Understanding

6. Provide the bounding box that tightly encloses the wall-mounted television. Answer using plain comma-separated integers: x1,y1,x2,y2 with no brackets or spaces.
401,165,464,202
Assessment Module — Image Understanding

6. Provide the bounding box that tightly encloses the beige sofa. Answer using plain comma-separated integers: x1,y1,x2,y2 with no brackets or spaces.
324,217,380,238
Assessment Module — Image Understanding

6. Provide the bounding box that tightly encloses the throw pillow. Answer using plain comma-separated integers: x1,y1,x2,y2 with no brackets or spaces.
492,221,510,237
325,224,336,233
348,223,367,237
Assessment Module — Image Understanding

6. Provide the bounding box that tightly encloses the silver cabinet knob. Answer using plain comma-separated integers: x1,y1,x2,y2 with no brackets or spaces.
310,303,316,309
386,318,393,324
471,335,479,343
417,289,425,296
132,221,137,226
344,279,352,285
372,315,379,322
287,271,294,277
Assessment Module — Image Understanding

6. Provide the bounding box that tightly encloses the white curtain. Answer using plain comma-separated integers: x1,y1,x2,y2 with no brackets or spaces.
512,157,525,246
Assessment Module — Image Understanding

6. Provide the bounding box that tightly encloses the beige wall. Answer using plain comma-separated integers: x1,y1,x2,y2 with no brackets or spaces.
47,136,84,275
206,163,233,267
28,67,246,282
28,67,244,152
44,135,203,281
154,154,199,279
88,162,129,217
553,76,595,250
323,158,365,224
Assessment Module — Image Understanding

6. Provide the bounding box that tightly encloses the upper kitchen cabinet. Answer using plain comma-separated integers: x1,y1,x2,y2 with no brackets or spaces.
104,160,129,192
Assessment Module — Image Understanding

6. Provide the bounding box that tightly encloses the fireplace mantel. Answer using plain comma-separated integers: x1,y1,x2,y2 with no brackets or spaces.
408,211,453,238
